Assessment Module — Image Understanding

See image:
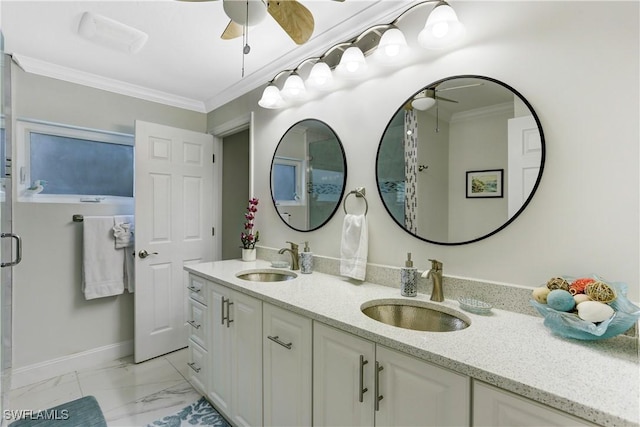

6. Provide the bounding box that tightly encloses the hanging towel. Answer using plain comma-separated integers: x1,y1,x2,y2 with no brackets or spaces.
340,214,368,281
114,215,135,293
82,216,125,300
113,215,134,249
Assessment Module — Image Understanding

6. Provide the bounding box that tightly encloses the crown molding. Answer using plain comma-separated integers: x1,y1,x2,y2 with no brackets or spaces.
449,102,514,123
12,54,207,113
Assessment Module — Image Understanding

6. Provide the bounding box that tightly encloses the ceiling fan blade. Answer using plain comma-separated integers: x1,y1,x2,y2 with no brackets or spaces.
268,0,314,45
436,95,458,103
436,83,484,92
221,20,243,40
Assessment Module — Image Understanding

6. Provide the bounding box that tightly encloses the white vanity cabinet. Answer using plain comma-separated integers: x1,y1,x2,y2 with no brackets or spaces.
473,381,596,426
262,303,312,426
313,322,470,426
208,280,263,427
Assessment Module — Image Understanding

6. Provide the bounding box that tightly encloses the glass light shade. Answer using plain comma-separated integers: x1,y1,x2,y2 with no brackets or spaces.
411,96,436,111
374,28,408,64
280,73,307,100
223,0,268,26
336,46,367,78
418,2,465,49
258,84,284,109
306,62,334,91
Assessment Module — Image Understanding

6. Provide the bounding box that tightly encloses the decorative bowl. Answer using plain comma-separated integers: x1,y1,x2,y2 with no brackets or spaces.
530,276,640,340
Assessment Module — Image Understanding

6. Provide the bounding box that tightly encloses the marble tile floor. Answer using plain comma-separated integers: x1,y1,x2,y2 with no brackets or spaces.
8,348,204,426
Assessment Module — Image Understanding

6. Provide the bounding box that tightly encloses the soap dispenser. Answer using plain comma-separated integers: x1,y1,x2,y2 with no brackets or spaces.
400,252,417,297
300,241,313,274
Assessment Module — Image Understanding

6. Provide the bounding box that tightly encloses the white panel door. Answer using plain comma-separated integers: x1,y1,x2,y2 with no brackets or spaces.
134,120,214,363
507,115,542,218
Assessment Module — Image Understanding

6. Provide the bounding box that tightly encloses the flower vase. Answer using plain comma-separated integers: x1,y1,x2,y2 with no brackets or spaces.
242,248,256,262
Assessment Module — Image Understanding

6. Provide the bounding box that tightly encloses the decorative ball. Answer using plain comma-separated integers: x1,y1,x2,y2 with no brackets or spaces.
577,301,615,323
547,277,570,291
547,289,576,312
573,294,592,305
585,281,617,303
569,278,595,295
532,286,551,304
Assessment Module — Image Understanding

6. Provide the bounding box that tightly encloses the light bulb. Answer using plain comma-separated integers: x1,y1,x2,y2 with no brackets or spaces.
258,84,284,109
280,73,307,101
306,62,333,91
336,46,367,78
374,28,408,65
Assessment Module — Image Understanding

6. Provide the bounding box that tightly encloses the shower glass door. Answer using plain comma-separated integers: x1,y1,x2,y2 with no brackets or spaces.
1,35,14,421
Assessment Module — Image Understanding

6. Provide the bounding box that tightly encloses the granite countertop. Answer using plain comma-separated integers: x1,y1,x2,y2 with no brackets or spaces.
185,259,639,427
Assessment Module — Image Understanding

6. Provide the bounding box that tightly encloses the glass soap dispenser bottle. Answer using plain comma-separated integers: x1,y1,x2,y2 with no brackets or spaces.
300,241,313,274
400,252,417,297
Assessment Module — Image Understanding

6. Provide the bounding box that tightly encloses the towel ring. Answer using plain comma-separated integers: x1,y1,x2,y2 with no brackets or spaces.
343,188,368,216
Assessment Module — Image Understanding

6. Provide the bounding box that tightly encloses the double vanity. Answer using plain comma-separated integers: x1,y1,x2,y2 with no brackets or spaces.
184,258,639,427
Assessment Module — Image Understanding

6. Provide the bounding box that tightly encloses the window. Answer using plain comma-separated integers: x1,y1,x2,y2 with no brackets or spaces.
17,119,134,203
272,156,305,206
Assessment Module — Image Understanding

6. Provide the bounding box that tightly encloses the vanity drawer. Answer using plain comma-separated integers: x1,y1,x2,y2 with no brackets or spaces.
187,274,208,306
187,339,208,395
187,298,207,349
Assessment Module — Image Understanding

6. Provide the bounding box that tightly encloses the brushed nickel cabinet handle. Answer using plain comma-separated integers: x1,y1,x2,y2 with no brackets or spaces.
267,335,292,349
187,320,201,329
187,362,201,373
375,362,384,411
359,355,369,403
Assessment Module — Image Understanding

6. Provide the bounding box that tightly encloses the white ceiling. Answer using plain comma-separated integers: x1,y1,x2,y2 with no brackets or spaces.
2,0,417,113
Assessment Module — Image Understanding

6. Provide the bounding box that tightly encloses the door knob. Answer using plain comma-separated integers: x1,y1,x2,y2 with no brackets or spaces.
138,249,158,259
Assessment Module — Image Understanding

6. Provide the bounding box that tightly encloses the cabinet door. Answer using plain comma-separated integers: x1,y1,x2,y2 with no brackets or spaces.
313,322,375,427
230,291,263,427
375,345,470,427
208,282,232,417
263,303,312,427
473,381,595,426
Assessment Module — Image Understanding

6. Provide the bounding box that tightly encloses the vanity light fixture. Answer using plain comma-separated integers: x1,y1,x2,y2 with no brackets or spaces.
257,0,465,109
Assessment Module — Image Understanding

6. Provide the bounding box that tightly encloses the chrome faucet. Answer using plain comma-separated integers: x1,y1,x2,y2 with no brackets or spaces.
422,259,444,302
278,241,300,271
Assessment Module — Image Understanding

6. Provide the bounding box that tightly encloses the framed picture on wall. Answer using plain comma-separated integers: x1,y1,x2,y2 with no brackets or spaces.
466,169,503,198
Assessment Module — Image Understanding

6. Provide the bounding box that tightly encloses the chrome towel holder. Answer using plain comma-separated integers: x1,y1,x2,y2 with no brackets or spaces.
343,187,368,216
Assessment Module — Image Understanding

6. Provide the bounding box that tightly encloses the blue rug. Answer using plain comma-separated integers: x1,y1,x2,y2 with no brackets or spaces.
147,397,230,427
8,396,107,427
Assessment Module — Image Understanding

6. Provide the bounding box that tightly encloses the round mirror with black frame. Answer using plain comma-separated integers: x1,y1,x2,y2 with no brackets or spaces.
271,119,347,232
376,75,545,245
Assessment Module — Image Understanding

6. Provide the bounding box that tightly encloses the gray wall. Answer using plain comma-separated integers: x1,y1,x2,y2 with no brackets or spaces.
12,68,206,368
221,129,249,260
208,1,640,302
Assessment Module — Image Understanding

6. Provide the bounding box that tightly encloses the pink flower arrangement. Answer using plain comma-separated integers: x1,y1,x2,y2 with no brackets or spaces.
241,198,260,249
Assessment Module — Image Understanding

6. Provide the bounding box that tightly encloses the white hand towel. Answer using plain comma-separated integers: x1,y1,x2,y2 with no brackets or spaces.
113,215,135,292
340,214,368,281
82,216,125,300
113,215,134,249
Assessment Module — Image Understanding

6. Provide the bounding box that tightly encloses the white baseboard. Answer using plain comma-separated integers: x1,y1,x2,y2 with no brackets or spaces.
10,340,133,390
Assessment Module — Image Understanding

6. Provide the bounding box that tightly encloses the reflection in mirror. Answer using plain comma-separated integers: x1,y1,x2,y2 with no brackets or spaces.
271,119,346,232
376,75,545,245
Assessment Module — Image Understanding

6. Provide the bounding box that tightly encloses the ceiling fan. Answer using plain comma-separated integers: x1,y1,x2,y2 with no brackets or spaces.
407,82,483,111
181,0,340,45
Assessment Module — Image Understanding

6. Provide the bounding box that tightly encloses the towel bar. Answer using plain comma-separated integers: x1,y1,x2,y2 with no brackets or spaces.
73,214,84,222
343,187,368,216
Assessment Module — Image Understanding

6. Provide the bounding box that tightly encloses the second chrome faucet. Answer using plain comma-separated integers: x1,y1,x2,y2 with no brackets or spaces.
422,259,444,302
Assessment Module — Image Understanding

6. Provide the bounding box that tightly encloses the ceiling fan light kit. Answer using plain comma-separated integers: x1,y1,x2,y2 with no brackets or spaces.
258,0,466,109
222,0,268,26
